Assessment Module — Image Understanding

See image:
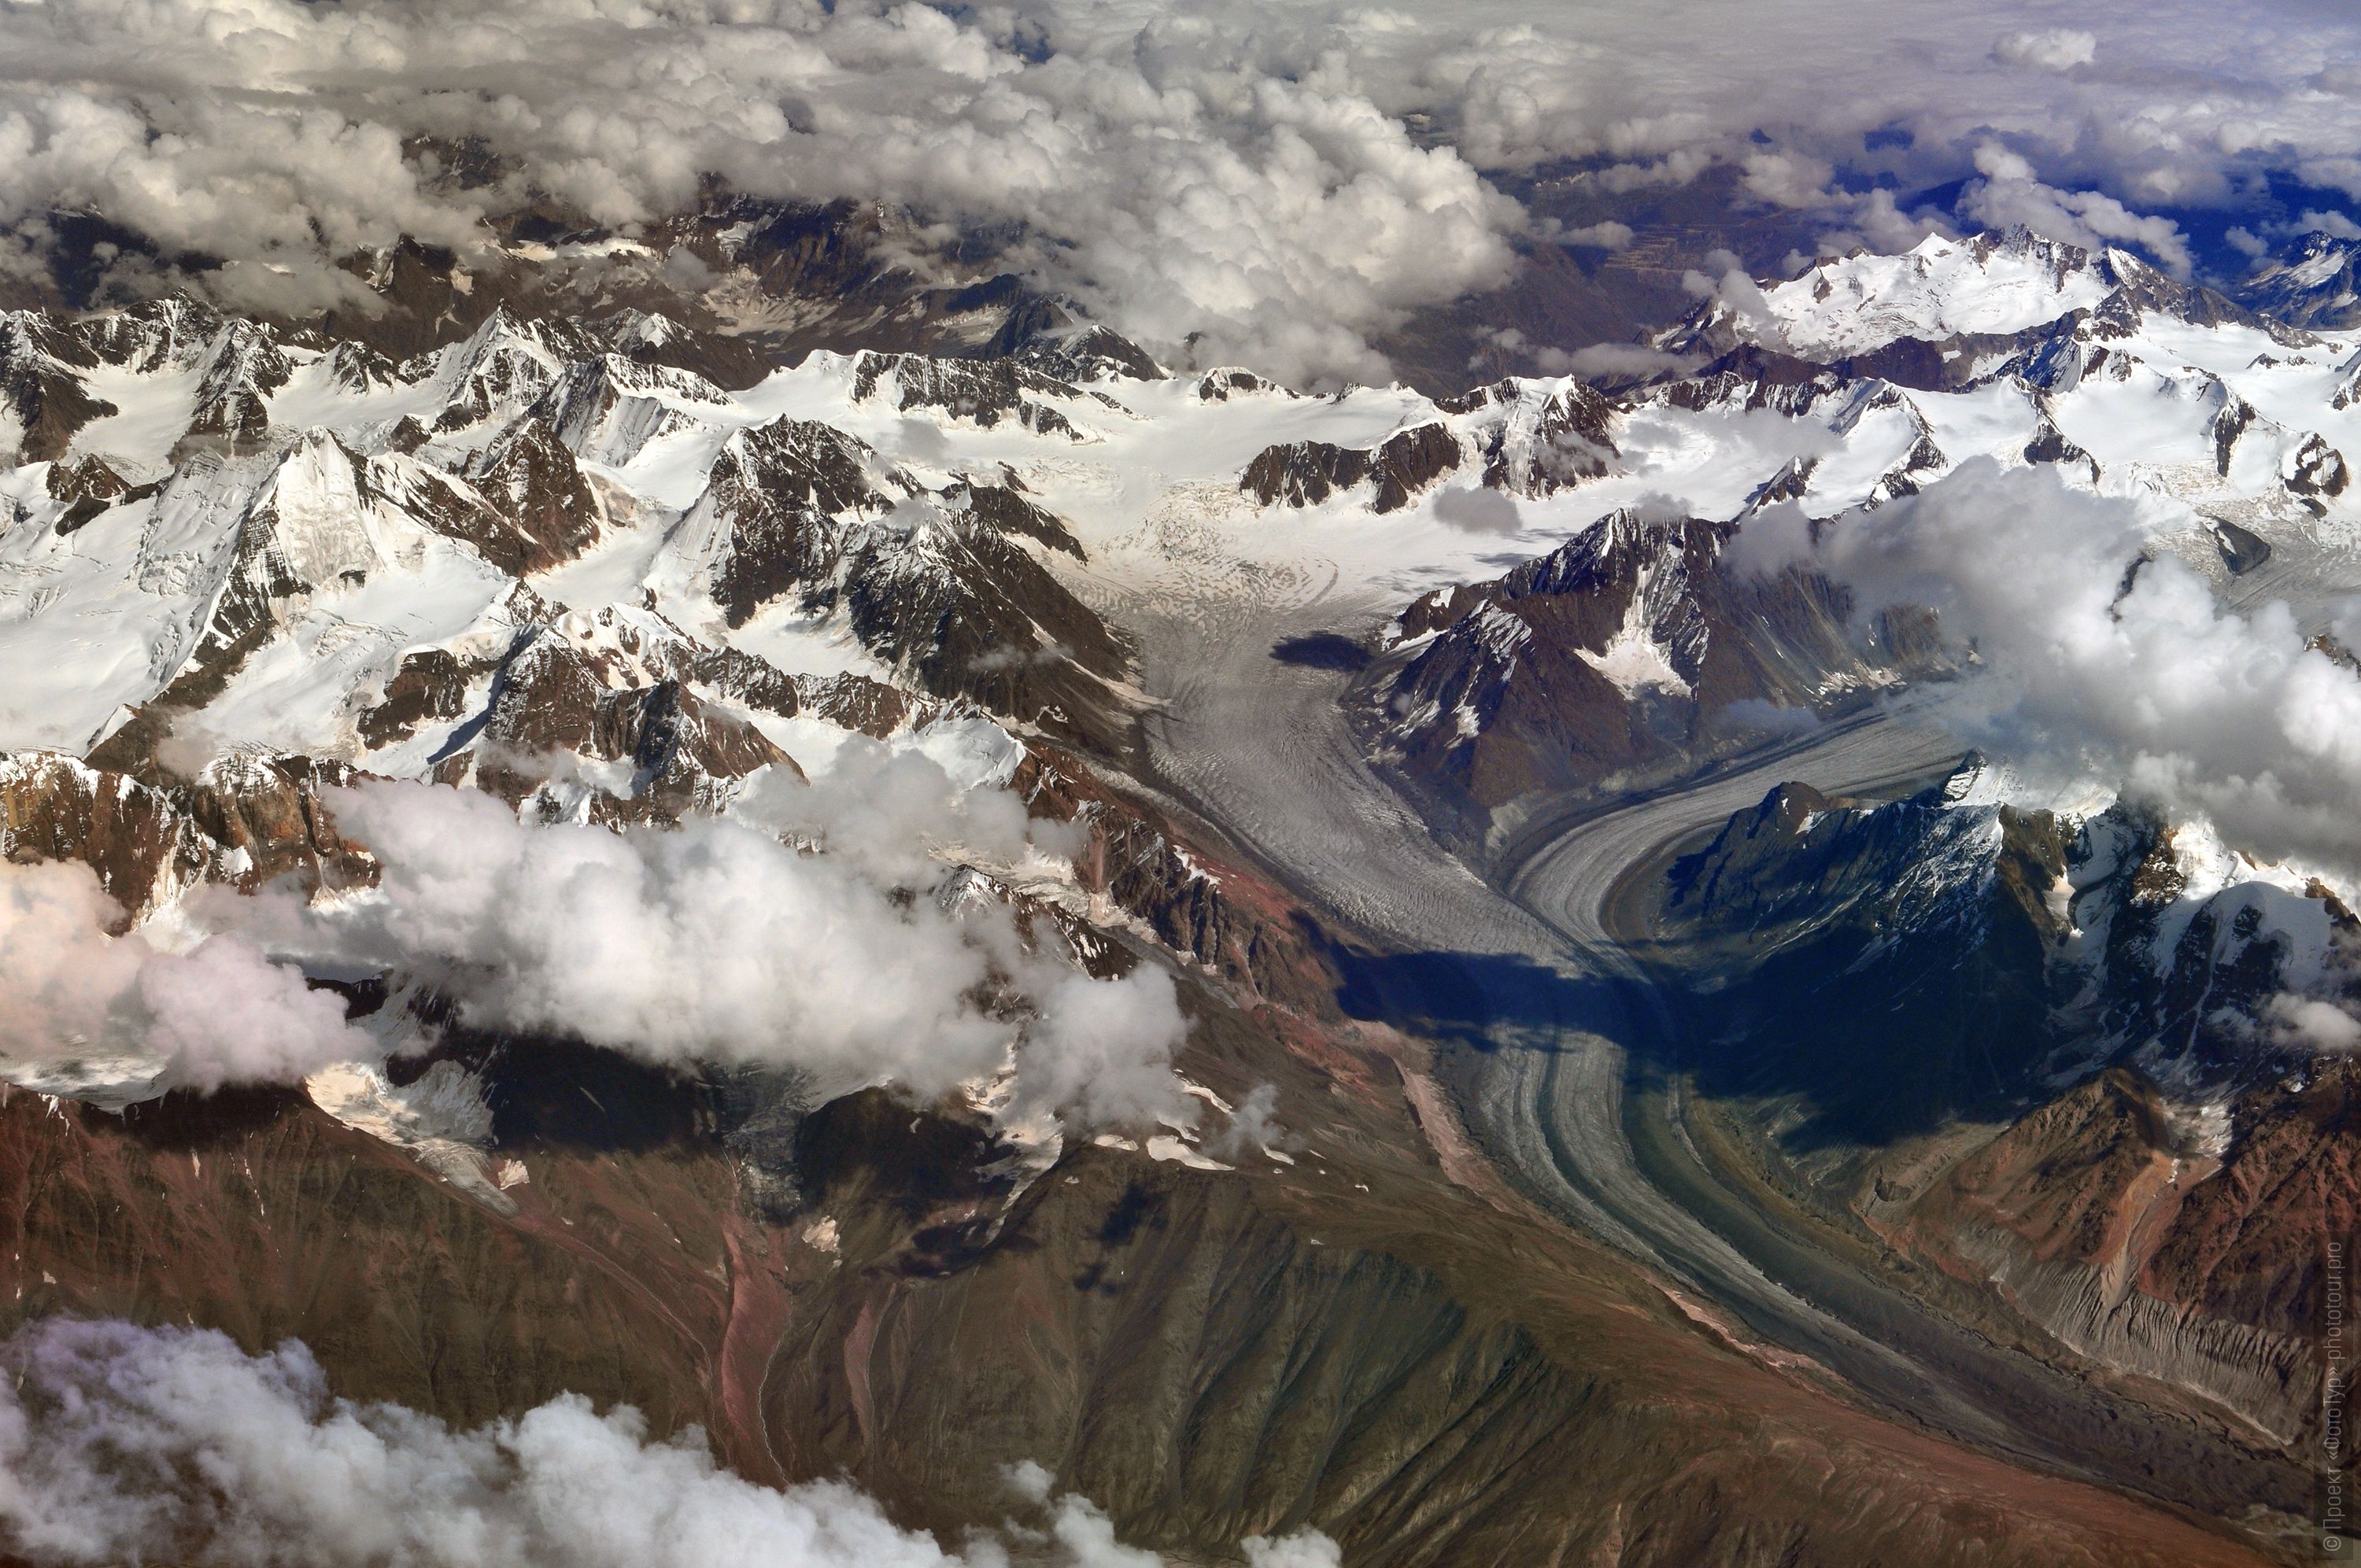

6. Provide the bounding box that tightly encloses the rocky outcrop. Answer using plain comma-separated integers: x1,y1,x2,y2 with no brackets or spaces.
1435,378,1619,494
0,314,116,463
1014,743,1337,1015
1241,423,1461,513
529,354,733,468
841,505,1128,734
359,647,488,749
467,629,795,820
1658,782,2066,1143
848,350,1092,437
693,418,900,627
45,453,155,535
1883,1068,2340,1446
1652,777,2360,1449
0,749,371,917
463,417,604,573
1376,510,1906,814
176,319,293,457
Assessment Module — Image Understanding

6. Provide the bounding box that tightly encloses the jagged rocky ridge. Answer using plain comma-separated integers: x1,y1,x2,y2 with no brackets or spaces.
1644,762,2358,1449
1365,508,1943,821
3,224,2355,1566
1313,225,2361,830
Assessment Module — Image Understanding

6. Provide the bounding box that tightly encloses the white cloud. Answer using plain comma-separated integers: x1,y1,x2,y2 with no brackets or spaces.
0,0,1525,385
1741,149,1837,210
1243,1530,1343,1568
0,759,1188,1130
0,859,369,1094
1432,484,1524,533
1993,29,2097,71
0,1,2346,377
2301,207,2361,242
1732,459,2361,884
1547,342,1702,381
2268,994,2361,1050
1960,142,2194,277
291,780,1190,1127
0,1317,1341,1568
1683,262,1783,336
1557,220,1635,251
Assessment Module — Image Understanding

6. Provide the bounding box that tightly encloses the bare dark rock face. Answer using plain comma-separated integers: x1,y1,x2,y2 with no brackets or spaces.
1013,743,1335,1013
2288,431,2350,499
991,301,1162,383
464,417,604,574
179,754,376,895
1241,422,1461,513
2023,411,2101,481
1436,378,1620,494
1658,781,2067,1144
794,671,928,737
1,315,116,462
177,319,293,456
359,648,486,749
43,451,132,506
849,349,1089,437
946,478,1084,559
841,504,1132,746
462,628,796,820
0,752,187,921
700,418,898,627
1196,367,1279,400
1886,1066,2340,1447
0,749,372,918
1646,775,2361,1455
44,452,156,535
1376,509,1906,814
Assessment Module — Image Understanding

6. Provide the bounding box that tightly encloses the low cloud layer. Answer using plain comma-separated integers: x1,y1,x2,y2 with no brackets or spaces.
0,1317,1337,1568
311,780,1189,1123
0,764,1190,1127
1,2,2355,378
0,859,369,1092
1734,459,2361,884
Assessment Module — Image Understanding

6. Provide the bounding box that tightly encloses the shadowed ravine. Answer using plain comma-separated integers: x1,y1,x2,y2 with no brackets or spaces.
1124,591,2308,1537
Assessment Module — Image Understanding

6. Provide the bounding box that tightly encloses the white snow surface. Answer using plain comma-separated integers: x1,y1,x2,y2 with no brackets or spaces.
1758,232,2122,358
2,238,2359,871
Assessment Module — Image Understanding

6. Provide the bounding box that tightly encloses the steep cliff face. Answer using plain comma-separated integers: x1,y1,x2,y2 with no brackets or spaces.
2,749,371,919
1647,776,2358,1454
1655,781,2065,1146
1241,423,1462,513
1878,1067,2341,1446
1369,513,1922,820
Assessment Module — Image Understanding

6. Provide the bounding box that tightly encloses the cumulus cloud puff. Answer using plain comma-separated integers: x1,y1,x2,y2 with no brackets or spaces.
1992,28,2097,72
0,0,1522,382
2,766,1188,1128
0,1,2352,378
301,779,1191,1125
1960,142,2194,278
1734,459,2361,884
0,1317,1337,1568
0,859,369,1093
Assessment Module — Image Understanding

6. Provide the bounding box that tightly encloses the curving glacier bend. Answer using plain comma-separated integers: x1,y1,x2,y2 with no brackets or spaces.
3,225,2358,1564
